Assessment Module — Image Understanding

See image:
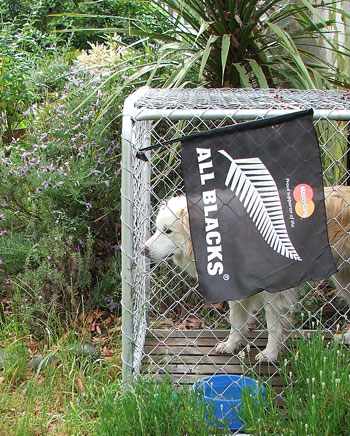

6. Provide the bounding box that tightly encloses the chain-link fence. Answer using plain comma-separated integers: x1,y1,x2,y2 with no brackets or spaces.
121,87,350,431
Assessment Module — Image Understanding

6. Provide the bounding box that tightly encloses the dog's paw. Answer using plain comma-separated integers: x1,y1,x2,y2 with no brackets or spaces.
214,341,240,354
255,349,279,362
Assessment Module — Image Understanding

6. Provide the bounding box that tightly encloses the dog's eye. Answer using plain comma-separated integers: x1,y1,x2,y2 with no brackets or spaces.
164,228,173,234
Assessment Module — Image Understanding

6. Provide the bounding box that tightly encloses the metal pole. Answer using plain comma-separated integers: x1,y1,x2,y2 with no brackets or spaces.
133,108,350,122
121,87,150,385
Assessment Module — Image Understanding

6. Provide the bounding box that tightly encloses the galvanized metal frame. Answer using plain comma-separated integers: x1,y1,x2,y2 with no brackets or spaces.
121,86,350,387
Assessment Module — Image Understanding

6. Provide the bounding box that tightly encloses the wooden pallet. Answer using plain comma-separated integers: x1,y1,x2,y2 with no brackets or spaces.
143,328,331,394
143,329,284,387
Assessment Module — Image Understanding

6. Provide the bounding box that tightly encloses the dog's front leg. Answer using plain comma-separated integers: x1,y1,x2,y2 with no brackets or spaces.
256,303,284,361
215,300,251,354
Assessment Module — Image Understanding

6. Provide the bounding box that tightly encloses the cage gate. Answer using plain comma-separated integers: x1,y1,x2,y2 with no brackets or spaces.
121,87,350,416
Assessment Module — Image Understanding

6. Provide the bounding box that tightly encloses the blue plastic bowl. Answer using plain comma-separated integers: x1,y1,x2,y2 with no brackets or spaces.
192,374,265,430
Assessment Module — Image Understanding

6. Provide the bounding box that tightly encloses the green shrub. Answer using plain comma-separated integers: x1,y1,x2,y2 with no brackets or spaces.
0,57,127,321
3,0,171,49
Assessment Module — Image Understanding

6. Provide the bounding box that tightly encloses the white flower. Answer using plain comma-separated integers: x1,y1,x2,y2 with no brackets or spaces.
76,38,130,74
238,350,245,359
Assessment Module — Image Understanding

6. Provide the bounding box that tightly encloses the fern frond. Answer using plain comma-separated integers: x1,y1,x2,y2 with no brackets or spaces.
219,151,302,261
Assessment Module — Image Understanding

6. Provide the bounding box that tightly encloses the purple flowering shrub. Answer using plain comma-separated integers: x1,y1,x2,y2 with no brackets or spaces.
0,66,123,321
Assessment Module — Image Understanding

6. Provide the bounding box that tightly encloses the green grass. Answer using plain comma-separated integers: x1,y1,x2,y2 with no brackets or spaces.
2,308,350,436
0,309,228,436
240,329,350,436
0,312,122,435
97,375,229,436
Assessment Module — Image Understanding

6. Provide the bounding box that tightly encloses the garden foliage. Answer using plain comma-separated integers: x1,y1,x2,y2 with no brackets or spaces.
240,330,350,435
1,0,350,327
98,375,229,436
0,30,131,325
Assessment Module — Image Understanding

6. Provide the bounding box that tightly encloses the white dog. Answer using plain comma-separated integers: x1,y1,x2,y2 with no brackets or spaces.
143,186,350,361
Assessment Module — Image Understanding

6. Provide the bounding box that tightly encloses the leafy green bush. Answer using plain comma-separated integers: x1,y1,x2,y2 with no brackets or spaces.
0,57,127,322
3,0,171,49
240,330,350,435
98,376,228,436
0,19,68,141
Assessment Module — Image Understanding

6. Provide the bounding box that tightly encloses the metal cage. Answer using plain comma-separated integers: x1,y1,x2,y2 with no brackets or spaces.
121,87,350,422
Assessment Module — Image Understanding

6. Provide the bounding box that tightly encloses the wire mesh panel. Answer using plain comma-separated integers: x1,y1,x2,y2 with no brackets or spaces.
121,87,350,427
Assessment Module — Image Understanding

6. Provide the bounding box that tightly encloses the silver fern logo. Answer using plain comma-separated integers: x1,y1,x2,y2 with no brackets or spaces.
219,151,302,262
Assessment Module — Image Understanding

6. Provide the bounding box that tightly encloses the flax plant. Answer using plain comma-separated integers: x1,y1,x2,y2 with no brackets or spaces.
61,0,350,89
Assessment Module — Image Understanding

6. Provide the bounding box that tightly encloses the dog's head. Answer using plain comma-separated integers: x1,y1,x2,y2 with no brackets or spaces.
142,196,196,277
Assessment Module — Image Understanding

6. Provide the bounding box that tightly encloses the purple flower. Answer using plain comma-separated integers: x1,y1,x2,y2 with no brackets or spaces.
104,180,110,187
104,296,116,311
21,151,32,159
0,214,6,221
29,158,40,166
80,111,94,121
86,203,92,211
42,179,50,189
0,230,8,236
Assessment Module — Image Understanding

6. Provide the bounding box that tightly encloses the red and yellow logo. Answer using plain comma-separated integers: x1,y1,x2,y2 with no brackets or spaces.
293,184,314,218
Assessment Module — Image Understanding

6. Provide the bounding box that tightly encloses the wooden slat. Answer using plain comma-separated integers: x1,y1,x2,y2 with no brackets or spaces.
146,362,281,377
149,353,267,365
147,328,332,340
144,344,287,359
147,329,269,339
145,337,269,347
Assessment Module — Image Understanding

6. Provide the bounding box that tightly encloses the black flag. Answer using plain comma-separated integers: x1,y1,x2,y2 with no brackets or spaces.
181,109,337,304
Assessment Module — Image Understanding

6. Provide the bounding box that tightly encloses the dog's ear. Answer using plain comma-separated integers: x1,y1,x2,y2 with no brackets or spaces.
178,205,194,260
178,206,190,233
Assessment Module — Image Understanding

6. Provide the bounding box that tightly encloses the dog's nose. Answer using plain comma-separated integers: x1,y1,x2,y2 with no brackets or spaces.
141,246,150,257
